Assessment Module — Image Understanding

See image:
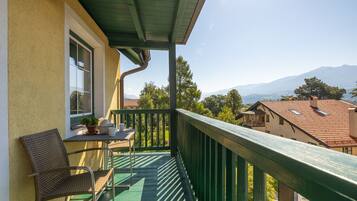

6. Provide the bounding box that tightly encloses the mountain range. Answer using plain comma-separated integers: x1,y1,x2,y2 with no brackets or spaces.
203,65,357,104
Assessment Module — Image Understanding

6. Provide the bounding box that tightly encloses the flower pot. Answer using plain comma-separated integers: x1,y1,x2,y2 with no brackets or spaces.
86,125,97,135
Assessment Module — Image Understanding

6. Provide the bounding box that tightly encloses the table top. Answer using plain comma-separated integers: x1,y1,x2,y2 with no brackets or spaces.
63,129,135,142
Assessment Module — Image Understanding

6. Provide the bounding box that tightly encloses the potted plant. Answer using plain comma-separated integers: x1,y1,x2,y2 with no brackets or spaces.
80,116,99,135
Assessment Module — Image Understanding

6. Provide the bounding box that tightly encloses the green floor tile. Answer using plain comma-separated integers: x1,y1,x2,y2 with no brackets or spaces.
70,152,190,201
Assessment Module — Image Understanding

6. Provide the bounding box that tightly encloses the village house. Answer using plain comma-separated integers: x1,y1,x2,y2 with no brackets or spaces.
240,96,357,155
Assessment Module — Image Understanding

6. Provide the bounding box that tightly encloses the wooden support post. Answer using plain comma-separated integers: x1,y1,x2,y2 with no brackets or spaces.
169,43,177,156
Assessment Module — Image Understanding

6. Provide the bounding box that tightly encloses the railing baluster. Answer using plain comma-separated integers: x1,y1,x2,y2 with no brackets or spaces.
110,109,171,151
197,130,202,199
206,136,211,200
253,166,266,201
113,113,117,127
126,113,130,127
150,113,154,147
156,113,160,146
237,155,248,201
162,113,166,147
138,113,142,148
120,114,123,124
217,143,225,201
144,113,148,148
132,113,136,129
210,139,217,201
226,149,237,201
203,134,208,200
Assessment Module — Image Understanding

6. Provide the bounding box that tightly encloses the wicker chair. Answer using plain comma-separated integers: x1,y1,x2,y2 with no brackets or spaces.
19,129,115,201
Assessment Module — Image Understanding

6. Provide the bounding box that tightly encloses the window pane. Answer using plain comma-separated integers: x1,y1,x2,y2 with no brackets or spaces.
78,45,91,71
70,90,78,115
70,39,77,66
70,65,77,91
77,92,91,114
76,69,91,93
69,35,93,117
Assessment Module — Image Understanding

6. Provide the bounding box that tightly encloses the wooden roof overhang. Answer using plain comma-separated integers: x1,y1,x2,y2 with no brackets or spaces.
79,0,205,63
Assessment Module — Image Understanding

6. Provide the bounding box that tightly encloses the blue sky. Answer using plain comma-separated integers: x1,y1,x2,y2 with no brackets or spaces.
122,0,357,97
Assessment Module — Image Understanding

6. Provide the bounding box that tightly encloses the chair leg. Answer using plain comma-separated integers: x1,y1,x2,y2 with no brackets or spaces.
112,172,115,201
92,192,96,201
133,145,136,164
129,145,133,185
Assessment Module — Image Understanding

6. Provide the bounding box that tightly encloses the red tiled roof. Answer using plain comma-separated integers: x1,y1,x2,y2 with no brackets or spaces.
124,99,139,108
259,100,357,147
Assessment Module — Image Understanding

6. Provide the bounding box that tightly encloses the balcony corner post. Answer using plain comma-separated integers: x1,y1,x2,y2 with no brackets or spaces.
169,43,177,157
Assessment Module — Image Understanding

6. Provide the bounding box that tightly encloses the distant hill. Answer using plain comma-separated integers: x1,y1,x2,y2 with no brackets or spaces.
203,65,357,104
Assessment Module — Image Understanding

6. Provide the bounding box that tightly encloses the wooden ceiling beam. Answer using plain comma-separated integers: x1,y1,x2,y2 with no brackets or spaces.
126,0,146,41
170,0,188,43
109,39,170,50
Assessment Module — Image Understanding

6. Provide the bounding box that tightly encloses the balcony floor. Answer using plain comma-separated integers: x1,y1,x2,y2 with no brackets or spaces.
70,152,192,201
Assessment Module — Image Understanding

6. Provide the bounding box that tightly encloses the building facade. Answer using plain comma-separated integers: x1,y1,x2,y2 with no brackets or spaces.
4,1,122,200
241,98,357,155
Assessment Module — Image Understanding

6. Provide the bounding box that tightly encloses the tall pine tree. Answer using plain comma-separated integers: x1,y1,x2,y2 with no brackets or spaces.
176,56,202,112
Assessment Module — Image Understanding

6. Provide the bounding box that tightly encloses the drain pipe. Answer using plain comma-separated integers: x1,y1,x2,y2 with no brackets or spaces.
119,50,151,109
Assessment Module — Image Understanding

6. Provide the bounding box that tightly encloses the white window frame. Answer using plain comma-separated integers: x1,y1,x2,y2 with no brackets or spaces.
0,0,9,199
65,4,106,137
69,35,94,118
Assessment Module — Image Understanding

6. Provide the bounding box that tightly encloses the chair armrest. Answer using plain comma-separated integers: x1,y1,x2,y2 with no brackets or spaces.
28,166,94,177
67,148,114,169
28,166,96,192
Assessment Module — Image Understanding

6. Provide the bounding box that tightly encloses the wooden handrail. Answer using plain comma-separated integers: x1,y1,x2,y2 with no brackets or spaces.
177,109,357,201
111,109,170,114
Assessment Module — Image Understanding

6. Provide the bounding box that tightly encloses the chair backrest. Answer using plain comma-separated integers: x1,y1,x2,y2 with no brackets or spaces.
20,129,70,200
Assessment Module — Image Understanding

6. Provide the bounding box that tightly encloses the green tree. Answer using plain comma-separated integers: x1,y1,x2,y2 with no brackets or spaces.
225,89,243,116
202,95,226,116
192,102,213,117
176,56,202,111
217,106,238,124
138,82,169,109
138,56,206,114
294,77,346,100
352,82,357,98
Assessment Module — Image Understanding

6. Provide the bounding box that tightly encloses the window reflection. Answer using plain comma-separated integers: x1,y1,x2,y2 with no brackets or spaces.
69,36,92,117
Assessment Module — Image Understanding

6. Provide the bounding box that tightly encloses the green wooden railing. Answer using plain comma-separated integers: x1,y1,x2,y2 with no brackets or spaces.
177,109,357,201
111,109,170,150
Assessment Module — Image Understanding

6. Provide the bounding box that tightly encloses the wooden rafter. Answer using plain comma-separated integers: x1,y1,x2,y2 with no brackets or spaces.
170,0,188,42
109,40,170,50
126,0,146,41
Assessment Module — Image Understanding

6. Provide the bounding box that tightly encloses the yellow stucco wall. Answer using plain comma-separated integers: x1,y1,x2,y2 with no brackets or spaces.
8,0,120,200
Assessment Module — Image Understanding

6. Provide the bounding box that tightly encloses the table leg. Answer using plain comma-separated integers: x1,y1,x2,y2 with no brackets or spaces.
104,141,109,170
129,139,133,185
133,137,136,164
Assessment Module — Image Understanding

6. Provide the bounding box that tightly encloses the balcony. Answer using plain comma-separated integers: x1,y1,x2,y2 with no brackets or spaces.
240,111,266,128
6,1,357,200
98,109,357,201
